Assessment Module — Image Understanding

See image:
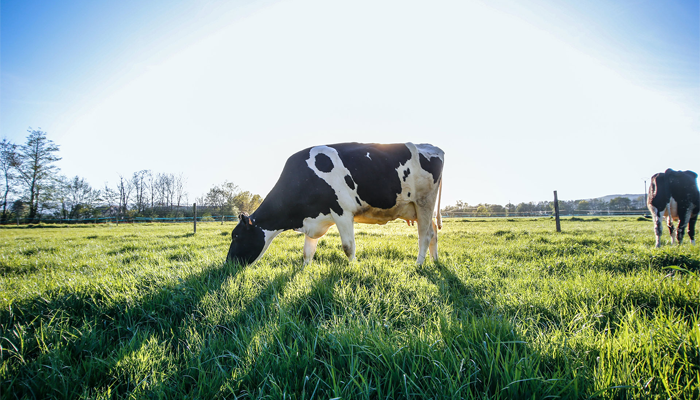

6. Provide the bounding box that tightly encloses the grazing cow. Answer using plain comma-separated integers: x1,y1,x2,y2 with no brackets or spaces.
226,142,444,265
647,169,699,247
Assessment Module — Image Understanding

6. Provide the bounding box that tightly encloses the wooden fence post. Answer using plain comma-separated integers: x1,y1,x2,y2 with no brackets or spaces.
193,203,197,234
553,190,561,232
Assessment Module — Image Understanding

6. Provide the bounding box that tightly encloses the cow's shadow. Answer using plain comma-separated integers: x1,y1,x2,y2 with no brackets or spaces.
416,260,485,317
2,258,262,397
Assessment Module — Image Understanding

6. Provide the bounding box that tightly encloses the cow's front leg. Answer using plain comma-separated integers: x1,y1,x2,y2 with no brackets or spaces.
303,235,319,265
334,216,356,261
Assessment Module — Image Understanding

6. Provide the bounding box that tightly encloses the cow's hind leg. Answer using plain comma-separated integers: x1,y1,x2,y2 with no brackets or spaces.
303,235,319,265
335,216,356,261
675,207,693,245
688,212,697,245
428,219,439,262
416,207,436,265
650,207,663,247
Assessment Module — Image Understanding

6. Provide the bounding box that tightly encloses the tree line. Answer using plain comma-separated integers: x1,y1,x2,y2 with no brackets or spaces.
443,196,647,217
1,129,262,223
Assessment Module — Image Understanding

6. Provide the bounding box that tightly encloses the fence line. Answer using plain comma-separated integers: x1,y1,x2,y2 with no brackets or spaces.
442,209,651,218
0,215,240,226
1,210,653,226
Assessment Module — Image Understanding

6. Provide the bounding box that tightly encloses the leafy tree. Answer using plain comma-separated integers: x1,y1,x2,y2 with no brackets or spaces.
203,181,240,215
1,138,19,222
15,129,61,221
589,199,609,211
488,204,505,215
609,197,632,211
549,200,570,214
576,200,590,213
232,191,262,214
475,204,491,216
200,182,262,216
515,202,534,216
632,195,646,209
10,200,27,222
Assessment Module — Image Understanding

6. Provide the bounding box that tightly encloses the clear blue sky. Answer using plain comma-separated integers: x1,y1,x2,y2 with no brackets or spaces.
2,0,698,206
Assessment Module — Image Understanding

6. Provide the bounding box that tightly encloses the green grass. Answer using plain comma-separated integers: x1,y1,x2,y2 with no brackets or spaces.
1,217,698,399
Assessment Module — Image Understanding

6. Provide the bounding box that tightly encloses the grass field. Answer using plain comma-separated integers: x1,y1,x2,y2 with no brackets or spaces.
1,217,699,399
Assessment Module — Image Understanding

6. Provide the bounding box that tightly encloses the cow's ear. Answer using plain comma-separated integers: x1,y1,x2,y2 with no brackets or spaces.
239,212,250,226
239,212,255,229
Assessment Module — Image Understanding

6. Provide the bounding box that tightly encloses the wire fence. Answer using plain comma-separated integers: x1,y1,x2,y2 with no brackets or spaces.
442,209,651,218
0,215,240,226
1,209,654,226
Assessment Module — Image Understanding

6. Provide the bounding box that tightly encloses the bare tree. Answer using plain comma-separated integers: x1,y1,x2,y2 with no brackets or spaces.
15,129,61,221
174,172,187,208
102,184,119,216
148,171,156,208
155,173,176,209
131,170,150,213
0,138,19,222
62,176,99,219
117,175,133,215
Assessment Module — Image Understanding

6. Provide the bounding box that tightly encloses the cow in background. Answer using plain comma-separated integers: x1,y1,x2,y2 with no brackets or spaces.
227,142,444,265
647,169,699,247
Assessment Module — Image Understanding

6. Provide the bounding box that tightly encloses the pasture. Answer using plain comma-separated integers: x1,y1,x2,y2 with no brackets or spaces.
1,218,699,399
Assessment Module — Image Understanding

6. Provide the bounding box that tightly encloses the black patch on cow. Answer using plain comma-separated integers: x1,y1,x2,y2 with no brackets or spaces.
407,192,411,198
419,154,443,184
403,168,410,182
356,197,362,206
315,153,334,173
345,175,355,190
330,143,412,209
227,222,265,265
253,148,343,231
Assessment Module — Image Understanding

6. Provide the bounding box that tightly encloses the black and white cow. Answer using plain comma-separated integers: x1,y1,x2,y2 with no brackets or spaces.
647,169,699,247
226,142,444,265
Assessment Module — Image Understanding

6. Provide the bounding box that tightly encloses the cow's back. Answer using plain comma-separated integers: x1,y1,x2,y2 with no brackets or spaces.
330,143,414,210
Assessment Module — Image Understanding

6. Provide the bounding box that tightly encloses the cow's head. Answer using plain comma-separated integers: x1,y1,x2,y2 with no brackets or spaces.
226,213,265,265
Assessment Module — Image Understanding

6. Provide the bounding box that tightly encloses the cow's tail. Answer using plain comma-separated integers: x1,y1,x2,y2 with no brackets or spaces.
436,176,443,230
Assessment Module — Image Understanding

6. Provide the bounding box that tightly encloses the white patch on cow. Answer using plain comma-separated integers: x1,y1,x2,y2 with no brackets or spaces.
366,152,372,160
300,212,335,239
252,229,283,264
665,197,678,244
306,146,363,214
